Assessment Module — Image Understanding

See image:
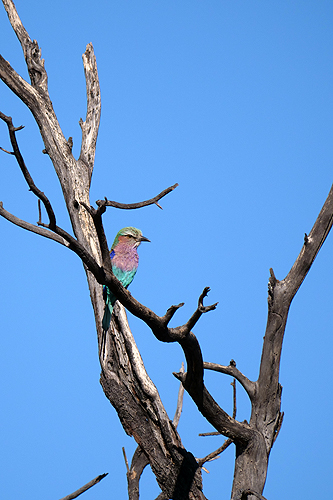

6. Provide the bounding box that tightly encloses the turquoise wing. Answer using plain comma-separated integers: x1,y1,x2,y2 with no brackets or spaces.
102,266,137,332
113,266,137,289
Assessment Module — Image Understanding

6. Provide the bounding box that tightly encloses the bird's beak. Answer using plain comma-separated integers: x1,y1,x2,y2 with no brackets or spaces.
140,235,150,243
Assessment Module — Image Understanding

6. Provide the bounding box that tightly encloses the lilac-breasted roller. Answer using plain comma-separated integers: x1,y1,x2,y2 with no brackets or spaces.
102,226,150,333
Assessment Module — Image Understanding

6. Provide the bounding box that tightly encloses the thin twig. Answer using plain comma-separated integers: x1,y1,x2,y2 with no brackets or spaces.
58,473,108,500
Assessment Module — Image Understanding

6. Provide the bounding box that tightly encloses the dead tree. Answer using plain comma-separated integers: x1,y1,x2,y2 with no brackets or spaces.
0,1,332,499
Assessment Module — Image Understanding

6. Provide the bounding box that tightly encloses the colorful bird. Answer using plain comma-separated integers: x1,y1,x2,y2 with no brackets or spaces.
102,226,150,339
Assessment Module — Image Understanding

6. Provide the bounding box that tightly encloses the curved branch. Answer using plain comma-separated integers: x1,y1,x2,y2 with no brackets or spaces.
204,361,256,401
96,183,179,210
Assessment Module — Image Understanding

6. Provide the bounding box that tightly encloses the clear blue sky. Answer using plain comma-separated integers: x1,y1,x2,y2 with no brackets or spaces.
1,1,332,499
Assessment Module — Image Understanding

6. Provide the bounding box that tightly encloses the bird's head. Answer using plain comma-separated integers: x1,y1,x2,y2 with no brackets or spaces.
111,227,150,249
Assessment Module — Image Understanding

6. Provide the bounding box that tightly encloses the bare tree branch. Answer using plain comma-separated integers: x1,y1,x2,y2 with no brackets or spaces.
96,183,179,210
58,473,108,500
